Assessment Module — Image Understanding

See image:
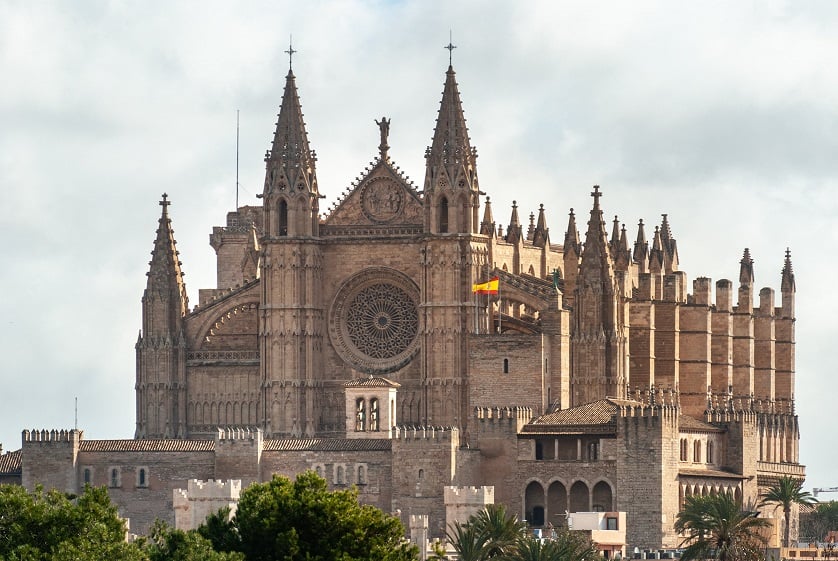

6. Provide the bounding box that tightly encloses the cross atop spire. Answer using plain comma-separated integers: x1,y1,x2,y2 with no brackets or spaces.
160,193,170,213
591,185,602,207
285,37,297,71
445,30,457,66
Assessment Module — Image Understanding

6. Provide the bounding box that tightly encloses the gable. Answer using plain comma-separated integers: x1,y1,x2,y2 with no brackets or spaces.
323,161,423,229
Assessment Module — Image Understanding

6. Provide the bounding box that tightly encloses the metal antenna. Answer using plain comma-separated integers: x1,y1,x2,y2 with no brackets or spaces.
74,396,78,430
236,109,240,210
445,30,457,66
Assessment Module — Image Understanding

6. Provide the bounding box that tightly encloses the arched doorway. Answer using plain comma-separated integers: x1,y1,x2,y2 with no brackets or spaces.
548,481,568,527
525,481,546,527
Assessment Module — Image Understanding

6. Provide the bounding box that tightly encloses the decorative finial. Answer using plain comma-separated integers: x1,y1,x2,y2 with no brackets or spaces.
591,185,602,206
285,36,297,71
160,193,170,207
445,30,457,66
375,116,391,159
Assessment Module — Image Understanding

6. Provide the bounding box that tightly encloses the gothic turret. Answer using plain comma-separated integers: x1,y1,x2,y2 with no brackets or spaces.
136,194,189,438
633,219,649,272
424,63,479,234
737,247,754,312
262,66,319,237
562,209,581,307
505,201,523,244
659,214,679,273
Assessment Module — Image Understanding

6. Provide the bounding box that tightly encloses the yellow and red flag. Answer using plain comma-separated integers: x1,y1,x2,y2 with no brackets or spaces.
472,276,499,295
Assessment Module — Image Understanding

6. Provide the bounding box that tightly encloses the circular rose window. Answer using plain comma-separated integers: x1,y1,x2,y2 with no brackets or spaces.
329,268,419,374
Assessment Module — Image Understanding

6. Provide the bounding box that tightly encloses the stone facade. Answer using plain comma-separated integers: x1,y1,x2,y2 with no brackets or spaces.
1,60,804,548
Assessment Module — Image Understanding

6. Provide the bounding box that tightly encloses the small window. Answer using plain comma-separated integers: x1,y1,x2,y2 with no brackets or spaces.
278,200,288,236
356,398,366,431
109,467,120,488
589,442,599,461
336,465,345,485
439,197,449,233
503,358,509,374
535,441,544,460
314,464,324,478
693,440,702,463
357,464,367,485
83,467,92,485
680,439,688,461
606,517,618,530
370,399,379,431
418,469,424,481
707,442,714,464
137,468,147,488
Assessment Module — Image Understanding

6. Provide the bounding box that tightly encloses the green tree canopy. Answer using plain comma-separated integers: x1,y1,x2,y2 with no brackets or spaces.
675,492,769,561
199,471,416,561
760,476,817,548
140,520,243,561
0,484,145,561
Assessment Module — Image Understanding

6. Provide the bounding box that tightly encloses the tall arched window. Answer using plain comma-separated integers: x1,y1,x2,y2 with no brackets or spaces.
503,358,509,374
355,398,366,431
138,468,147,488
693,440,702,463
680,439,688,461
707,441,714,464
370,399,379,431
110,468,120,488
278,200,288,236
439,197,449,233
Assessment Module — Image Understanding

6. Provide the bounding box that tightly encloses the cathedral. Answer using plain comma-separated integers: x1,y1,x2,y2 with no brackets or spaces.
2,57,803,549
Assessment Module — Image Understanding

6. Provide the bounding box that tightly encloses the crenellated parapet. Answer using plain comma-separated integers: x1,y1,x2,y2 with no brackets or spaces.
473,406,533,436
22,429,83,443
390,426,458,443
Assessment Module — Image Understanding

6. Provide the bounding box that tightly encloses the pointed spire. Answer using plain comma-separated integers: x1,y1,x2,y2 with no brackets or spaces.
659,214,679,272
781,248,795,293
633,219,648,266
425,62,477,193
506,201,523,243
579,186,612,271
533,204,549,248
609,215,621,251
480,196,496,237
649,225,664,272
564,208,580,255
263,64,318,197
527,212,536,241
739,247,754,286
146,193,188,315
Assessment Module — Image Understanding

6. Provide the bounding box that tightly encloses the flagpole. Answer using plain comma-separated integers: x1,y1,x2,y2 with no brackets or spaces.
498,280,502,334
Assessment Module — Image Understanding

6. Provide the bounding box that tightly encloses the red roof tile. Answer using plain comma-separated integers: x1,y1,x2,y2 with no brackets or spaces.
263,438,392,452
80,439,215,452
0,450,21,475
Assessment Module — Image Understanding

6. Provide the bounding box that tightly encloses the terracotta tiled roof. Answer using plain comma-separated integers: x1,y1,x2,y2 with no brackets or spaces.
525,398,641,431
0,450,21,475
679,415,725,433
344,376,400,388
263,438,392,452
679,467,747,479
80,439,215,452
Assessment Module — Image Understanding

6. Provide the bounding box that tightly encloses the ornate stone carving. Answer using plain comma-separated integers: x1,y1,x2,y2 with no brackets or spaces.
361,177,403,223
329,268,419,374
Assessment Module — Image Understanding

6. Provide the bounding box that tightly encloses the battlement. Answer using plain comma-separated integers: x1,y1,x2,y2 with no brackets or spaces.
185,478,242,499
22,429,82,443
391,426,458,442
216,427,262,442
444,485,495,505
473,406,533,420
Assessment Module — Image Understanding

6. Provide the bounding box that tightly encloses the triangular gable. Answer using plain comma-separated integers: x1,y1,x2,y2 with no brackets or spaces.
324,158,422,228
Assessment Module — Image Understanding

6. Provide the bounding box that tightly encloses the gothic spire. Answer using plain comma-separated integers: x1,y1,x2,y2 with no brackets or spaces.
527,212,536,241
264,67,318,197
480,196,496,237
564,208,580,256
649,225,664,272
739,247,754,285
533,204,549,248
145,194,189,326
424,63,477,193
659,214,679,272
579,186,612,272
781,248,795,293
633,219,649,267
506,200,523,243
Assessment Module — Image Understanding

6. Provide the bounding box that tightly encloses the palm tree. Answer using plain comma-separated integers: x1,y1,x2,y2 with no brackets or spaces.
760,476,817,548
675,492,769,561
447,521,488,561
469,504,527,559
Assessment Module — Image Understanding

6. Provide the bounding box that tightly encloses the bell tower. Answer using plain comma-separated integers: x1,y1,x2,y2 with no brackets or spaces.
258,47,324,437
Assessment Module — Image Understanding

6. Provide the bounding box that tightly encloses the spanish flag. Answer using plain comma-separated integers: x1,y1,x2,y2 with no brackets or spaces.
472,276,499,294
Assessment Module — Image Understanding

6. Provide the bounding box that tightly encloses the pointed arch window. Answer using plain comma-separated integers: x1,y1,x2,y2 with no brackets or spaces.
278,200,288,236
503,358,509,374
439,197,449,233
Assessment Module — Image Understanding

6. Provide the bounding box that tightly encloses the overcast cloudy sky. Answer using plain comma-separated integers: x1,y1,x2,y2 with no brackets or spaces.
1,1,836,491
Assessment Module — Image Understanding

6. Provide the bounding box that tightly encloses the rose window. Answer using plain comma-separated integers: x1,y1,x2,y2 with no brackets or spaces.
329,268,420,374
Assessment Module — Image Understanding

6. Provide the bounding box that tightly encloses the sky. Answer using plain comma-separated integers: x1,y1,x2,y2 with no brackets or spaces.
1,1,836,491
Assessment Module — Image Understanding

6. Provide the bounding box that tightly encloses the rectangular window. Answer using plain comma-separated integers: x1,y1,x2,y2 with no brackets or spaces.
606,517,618,530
